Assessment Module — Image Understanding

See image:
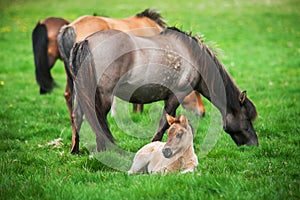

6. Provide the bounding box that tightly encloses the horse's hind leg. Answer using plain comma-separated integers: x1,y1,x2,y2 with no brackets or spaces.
64,79,73,120
128,149,152,174
63,78,79,154
152,95,180,141
195,92,206,117
48,54,57,70
94,89,115,151
70,98,83,154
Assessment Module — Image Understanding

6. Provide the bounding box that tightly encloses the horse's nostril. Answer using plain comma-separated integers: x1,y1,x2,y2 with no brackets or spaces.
162,148,172,158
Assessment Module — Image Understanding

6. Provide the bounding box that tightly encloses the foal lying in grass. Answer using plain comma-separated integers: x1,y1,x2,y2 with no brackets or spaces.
128,114,198,174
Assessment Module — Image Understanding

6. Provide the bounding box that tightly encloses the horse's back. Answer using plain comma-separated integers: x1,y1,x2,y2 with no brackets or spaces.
70,16,110,42
136,141,164,154
83,29,134,67
71,13,164,42
107,15,163,36
41,17,69,60
85,29,130,47
40,17,69,38
82,29,196,103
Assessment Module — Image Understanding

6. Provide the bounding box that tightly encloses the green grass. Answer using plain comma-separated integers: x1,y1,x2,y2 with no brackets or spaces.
0,0,299,199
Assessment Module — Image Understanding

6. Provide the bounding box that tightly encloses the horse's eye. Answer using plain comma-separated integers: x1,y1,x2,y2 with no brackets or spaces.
176,132,183,139
242,121,250,131
243,125,249,131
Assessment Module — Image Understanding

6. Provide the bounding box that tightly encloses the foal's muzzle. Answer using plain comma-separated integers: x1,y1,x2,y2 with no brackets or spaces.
162,148,172,158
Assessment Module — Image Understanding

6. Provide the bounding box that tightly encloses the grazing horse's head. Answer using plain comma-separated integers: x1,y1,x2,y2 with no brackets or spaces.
223,91,258,146
162,114,194,158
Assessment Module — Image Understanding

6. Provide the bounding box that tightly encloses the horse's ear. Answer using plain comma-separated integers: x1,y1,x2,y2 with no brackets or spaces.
179,115,188,128
239,90,247,105
166,114,175,125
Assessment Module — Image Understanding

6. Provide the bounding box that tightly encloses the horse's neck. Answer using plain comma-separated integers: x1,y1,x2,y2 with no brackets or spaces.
168,144,196,172
181,144,196,159
196,49,240,117
171,143,195,162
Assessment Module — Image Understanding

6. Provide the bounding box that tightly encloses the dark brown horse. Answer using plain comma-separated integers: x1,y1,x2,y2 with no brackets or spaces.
70,27,258,152
59,9,166,117
32,17,69,94
57,9,205,153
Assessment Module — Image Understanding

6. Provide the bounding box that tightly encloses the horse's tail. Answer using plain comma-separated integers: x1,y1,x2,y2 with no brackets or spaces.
70,40,115,151
32,22,55,94
57,25,76,88
57,25,76,64
136,8,166,28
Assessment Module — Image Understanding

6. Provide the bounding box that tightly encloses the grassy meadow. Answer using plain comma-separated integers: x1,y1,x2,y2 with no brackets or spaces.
0,0,299,199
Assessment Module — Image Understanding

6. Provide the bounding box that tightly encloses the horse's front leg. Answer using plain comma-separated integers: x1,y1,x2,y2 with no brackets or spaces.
133,103,144,113
152,95,180,141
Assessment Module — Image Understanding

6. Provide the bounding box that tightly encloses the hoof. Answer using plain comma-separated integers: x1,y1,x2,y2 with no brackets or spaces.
70,147,79,154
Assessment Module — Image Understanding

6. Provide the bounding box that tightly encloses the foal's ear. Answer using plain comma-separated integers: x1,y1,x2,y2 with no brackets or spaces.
239,90,247,105
166,114,175,125
179,115,188,128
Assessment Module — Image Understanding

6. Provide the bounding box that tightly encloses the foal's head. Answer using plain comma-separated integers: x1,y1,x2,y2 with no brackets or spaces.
162,114,194,158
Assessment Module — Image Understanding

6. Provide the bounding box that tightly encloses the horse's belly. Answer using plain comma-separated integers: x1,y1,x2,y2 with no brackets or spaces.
113,60,193,104
115,83,171,104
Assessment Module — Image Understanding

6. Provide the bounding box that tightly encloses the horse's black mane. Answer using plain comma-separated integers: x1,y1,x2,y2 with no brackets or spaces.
163,26,219,65
164,26,200,42
163,27,217,57
162,26,257,118
136,8,166,28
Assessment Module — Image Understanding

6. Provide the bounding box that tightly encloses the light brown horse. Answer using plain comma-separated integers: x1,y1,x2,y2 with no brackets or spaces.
57,9,205,154
128,114,198,174
32,17,69,94
181,91,206,117
111,90,205,117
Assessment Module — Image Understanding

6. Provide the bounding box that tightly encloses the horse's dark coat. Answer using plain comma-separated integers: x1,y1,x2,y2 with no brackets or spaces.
70,27,258,151
32,17,69,94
